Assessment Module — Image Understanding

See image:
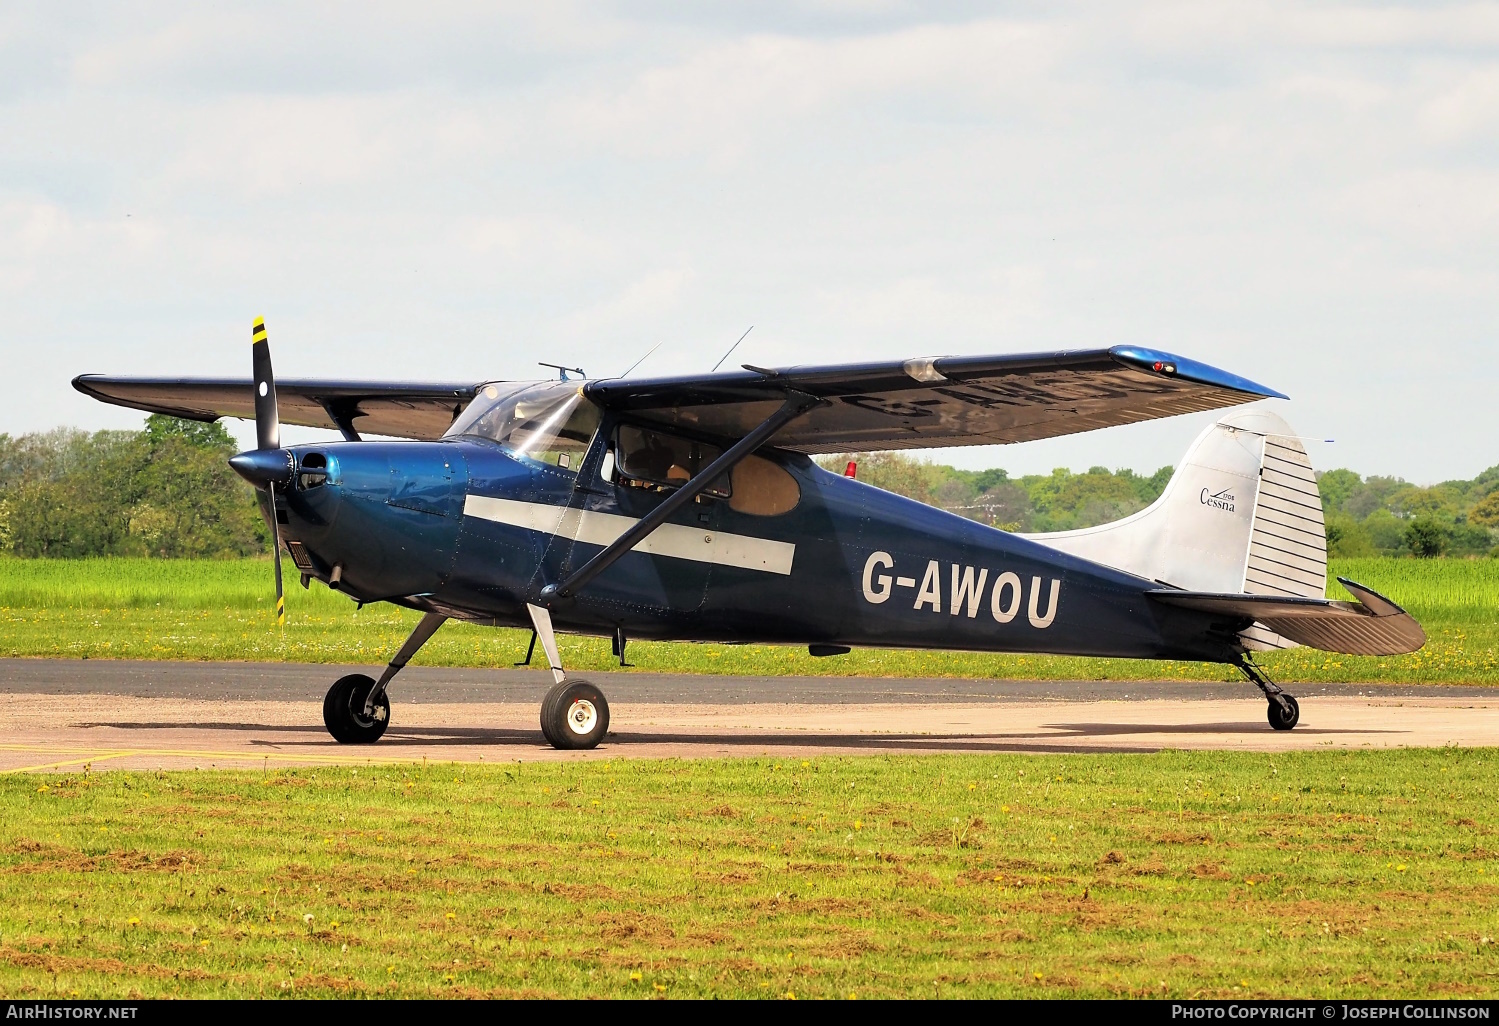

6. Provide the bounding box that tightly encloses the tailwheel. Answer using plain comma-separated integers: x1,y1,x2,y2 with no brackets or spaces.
540,679,610,750
1267,694,1300,731
323,673,390,744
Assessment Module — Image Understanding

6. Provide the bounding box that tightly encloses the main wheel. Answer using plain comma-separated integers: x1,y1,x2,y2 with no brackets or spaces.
323,673,391,744
540,680,610,750
1267,694,1300,731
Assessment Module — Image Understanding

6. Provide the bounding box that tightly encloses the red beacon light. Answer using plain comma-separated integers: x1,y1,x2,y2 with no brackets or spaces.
844,461,858,479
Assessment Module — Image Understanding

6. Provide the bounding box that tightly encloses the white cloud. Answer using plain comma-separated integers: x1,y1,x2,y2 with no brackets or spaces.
1421,65,1499,142
2,2,1497,481
556,19,1066,162
1123,1,1499,53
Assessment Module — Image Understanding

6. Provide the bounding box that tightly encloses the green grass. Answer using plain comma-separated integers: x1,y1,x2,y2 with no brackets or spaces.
1,751,1496,998
0,556,352,613
1329,558,1499,622
1,557,1497,683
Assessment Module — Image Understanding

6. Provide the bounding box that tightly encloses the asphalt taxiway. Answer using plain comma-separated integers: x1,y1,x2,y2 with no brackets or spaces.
1,658,1496,771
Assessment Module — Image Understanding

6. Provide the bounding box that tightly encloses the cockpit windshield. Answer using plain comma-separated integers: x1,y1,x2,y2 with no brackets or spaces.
445,382,601,473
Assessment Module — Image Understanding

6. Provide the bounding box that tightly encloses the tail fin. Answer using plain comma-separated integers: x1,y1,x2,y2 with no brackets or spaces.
1024,409,1327,649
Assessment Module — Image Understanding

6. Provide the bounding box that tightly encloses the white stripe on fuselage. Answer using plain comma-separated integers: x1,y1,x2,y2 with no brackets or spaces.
463,494,796,576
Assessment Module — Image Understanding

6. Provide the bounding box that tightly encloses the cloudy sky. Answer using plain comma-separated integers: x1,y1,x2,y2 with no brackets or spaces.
3,2,1496,481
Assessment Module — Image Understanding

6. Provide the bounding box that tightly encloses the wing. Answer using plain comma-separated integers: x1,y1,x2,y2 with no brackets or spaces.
72,376,482,440
582,345,1287,453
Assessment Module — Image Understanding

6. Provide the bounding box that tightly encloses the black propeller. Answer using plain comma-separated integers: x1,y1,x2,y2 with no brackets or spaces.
253,316,279,450
228,317,293,626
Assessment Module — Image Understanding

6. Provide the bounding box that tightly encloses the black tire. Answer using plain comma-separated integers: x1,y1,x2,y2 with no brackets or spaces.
323,673,391,744
538,682,563,747
1267,694,1300,731
540,680,610,750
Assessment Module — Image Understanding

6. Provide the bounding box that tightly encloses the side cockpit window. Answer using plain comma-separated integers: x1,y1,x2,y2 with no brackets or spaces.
615,425,730,498
609,424,802,515
446,383,600,474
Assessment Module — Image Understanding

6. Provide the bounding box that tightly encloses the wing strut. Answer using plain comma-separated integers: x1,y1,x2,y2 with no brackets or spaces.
537,391,826,608
319,398,363,442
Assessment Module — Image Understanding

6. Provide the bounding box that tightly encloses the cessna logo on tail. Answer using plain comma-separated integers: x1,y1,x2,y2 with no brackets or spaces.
860,551,1060,629
1200,487,1236,512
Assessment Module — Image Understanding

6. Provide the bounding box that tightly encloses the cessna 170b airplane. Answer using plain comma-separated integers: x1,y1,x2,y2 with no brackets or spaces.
73,320,1425,750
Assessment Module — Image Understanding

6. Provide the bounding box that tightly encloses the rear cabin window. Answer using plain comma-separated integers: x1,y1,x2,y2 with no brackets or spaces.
728,455,800,516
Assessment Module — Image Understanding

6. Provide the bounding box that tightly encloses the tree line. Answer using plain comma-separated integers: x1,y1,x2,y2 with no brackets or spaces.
0,417,265,558
0,418,1491,559
814,453,1174,534
1317,467,1499,558
816,453,1499,559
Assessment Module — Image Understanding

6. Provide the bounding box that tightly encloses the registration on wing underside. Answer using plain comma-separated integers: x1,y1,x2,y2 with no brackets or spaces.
463,495,796,575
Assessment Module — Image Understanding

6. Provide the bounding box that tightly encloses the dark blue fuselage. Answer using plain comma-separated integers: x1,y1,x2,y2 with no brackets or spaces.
270,431,1239,665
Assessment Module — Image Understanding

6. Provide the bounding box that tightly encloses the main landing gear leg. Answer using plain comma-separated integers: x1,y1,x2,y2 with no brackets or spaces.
528,603,610,751
323,610,447,744
1236,654,1299,731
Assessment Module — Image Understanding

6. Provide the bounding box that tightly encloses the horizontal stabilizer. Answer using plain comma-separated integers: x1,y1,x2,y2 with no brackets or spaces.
1147,577,1425,656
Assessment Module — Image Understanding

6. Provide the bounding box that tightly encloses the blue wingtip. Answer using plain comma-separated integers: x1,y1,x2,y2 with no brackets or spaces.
1109,345,1289,401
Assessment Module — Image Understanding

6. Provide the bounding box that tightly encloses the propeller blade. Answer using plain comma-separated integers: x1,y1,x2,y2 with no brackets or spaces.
252,316,279,451
269,481,285,627
252,316,285,626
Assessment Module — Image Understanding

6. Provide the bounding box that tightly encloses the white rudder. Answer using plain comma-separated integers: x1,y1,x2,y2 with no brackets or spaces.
1022,409,1327,650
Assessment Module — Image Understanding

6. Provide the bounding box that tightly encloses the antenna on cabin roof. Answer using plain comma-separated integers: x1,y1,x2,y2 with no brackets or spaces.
710,325,753,373
538,362,587,382
618,341,663,378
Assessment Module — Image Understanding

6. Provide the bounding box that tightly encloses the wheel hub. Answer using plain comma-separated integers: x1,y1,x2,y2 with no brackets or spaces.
565,699,598,735
352,691,387,727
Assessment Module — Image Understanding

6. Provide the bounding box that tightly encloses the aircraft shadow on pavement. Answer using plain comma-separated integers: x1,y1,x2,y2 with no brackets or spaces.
68,718,1402,756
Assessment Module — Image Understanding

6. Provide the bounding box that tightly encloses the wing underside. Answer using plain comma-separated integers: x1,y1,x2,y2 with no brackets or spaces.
72,376,479,440
584,345,1285,453
75,345,1282,449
